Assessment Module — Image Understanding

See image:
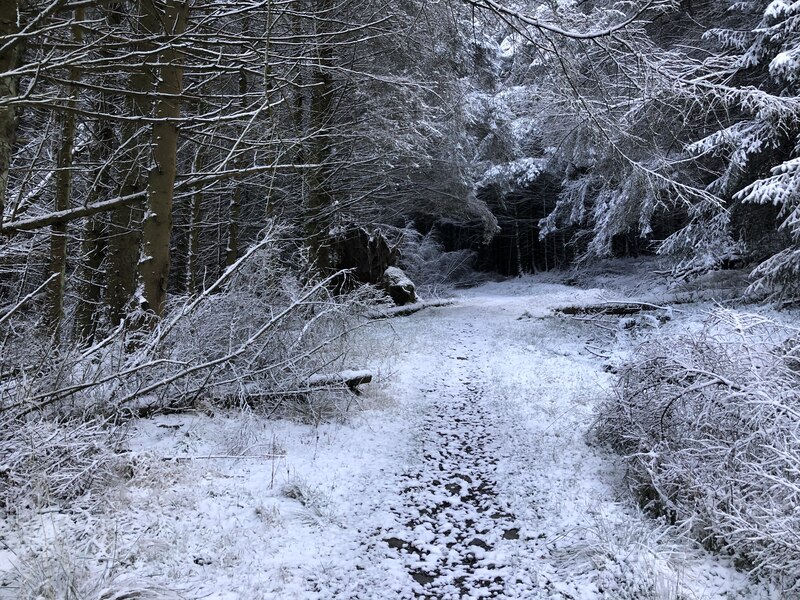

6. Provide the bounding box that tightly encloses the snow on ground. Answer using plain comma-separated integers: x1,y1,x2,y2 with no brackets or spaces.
0,270,780,599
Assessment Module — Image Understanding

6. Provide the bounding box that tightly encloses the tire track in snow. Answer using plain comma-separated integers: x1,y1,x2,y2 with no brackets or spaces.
377,339,538,599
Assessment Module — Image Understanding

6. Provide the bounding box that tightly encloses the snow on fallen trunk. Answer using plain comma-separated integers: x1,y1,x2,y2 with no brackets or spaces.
306,369,373,390
238,370,373,401
367,299,454,319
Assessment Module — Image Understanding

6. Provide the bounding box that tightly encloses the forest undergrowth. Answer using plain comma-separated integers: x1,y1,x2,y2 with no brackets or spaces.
594,306,800,592
0,226,375,516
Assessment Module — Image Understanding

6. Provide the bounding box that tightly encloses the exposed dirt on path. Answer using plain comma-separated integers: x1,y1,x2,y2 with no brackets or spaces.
359,287,599,599
379,351,535,599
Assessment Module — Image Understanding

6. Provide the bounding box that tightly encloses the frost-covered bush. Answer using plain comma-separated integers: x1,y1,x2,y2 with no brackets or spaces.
155,243,358,409
0,418,127,511
0,229,366,510
0,228,364,423
595,309,800,590
397,228,477,288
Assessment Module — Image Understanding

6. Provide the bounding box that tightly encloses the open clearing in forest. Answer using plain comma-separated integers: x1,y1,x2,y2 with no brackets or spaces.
1,273,775,599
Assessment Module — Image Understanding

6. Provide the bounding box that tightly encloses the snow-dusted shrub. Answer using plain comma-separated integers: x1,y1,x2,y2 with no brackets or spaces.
0,417,127,512
595,309,800,590
15,519,180,600
153,240,363,416
397,228,477,289
282,479,340,525
1,228,365,422
0,229,367,510
553,508,688,600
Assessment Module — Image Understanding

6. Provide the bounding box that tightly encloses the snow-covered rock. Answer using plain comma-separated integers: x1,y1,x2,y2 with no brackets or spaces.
383,266,417,306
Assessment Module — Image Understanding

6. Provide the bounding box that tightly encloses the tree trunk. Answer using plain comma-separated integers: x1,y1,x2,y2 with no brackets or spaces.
46,7,83,336
106,0,157,326
225,25,251,268
226,185,241,268
513,204,523,276
305,0,336,273
74,101,117,342
139,0,188,319
107,195,143,325
74,216,107,342
186,138,207,296
0,0,19,225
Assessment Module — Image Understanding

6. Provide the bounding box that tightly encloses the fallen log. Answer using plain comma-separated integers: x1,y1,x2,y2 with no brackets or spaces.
127,370,375,417
367,299,454,319
161,453,285,462
307,369,373,391
554,301,673,316
237,370,373,400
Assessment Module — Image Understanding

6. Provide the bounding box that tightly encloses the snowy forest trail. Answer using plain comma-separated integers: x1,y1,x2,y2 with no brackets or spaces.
336,279,767,600
4,278,772,600
377,325,531,598
352,281,624,600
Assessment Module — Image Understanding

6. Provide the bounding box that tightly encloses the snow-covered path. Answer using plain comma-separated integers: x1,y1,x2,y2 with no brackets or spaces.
363,286,615,600
331,279,767,599
3,277,773,599
378,340,531,598
366,278,778,599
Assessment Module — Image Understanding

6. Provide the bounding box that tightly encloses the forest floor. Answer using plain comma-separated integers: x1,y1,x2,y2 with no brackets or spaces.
1,261,781,599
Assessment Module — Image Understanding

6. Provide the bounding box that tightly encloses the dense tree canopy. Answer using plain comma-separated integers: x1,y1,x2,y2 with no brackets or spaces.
463,0,800,297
